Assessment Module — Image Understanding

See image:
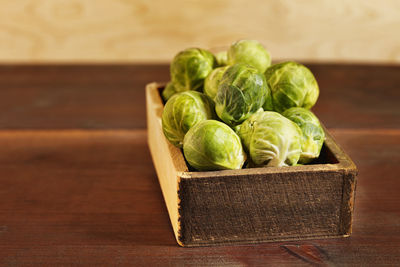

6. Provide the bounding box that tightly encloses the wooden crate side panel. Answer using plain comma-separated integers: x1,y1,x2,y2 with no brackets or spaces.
146,83,185,244
178,170,345,246
324,127,358,236
339,170,358,236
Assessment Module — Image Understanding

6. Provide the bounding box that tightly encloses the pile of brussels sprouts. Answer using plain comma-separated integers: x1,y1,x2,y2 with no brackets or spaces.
161,40,325,171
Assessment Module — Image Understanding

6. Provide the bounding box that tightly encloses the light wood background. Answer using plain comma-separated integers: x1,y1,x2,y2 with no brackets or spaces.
0,0,399,63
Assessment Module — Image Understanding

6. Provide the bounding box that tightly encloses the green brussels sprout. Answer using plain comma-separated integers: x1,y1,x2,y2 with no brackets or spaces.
264,61,319,113
170,48,216,92
227,40,271,73
162,91,215,148
183,120,246,171
262,83,274,111
161,82,177,102
203,66,229,100
237,111,302,167
282,107,325,164
215,50,228,66
215,63,269,126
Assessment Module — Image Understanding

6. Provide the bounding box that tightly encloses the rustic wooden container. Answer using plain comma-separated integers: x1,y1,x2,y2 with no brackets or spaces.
146,82,357,247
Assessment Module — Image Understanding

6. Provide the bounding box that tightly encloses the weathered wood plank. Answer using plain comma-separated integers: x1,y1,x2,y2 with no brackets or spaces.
0,129,398,265
0,64,398,130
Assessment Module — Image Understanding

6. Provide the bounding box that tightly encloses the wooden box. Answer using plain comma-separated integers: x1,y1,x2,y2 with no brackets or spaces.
146,82,357,247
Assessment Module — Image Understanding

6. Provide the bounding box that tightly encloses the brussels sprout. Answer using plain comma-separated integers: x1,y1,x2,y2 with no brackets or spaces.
170,48,216,92
264,61,319,112
227,40,271,73
204,66,229,100
262,83,274,111
183,120,246,171
215,63,269,126
237,111,302,167
282,107,325,164
215,50,228,66
161,82,177,102
162,91,215,148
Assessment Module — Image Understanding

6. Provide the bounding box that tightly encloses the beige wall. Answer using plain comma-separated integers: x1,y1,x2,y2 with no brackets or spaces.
0,0,399,63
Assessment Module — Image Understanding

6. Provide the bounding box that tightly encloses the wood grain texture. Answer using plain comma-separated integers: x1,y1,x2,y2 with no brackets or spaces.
0,63,399,130
0,64,399,265
0,129,399,265
0,0,399,63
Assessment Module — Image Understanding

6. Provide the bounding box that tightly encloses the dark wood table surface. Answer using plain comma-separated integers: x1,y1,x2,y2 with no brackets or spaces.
0,64,399,266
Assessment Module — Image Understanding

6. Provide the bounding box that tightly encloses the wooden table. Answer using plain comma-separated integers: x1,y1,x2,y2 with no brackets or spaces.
0,64,399,266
